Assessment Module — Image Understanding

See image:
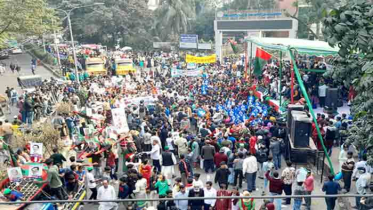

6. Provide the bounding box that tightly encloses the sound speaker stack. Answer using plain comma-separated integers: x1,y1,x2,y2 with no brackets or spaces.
287,104,304,130
325,88,339,109
290,111,312,148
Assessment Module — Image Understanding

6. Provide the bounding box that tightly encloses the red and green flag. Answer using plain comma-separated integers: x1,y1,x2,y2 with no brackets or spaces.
228,39,238,54
253,48,271,76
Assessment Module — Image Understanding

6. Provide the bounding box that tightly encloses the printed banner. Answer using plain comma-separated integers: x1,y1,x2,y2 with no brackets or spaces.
111,108,129,133
8,167,23,182
171,68,203,77
186,54,216,64
28,164,43,179
30,142,43,158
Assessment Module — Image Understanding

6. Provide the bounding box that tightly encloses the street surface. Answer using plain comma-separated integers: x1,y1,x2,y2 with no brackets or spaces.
0,53,55,121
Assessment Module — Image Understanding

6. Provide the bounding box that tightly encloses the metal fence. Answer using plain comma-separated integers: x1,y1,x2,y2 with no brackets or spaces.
2,194,373,205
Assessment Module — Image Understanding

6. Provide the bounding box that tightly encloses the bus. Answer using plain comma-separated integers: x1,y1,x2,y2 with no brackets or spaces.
86,57,107,75
115,58,136,75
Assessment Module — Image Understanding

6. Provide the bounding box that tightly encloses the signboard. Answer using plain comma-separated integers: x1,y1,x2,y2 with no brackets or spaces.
198,43,212,50
171,68,203,77
180,34,198,43
180,34,198,49
180,42,197,49
222,12,282,18
153,42,173,49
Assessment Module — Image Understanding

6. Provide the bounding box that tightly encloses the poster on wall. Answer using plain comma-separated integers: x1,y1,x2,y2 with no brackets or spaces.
30,142,43,158
7,167,23,182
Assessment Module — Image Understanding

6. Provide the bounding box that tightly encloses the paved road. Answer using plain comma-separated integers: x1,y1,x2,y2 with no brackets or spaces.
0,53,55,121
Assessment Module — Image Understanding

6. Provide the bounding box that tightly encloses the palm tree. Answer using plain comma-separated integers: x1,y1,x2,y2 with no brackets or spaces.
153,0,194,40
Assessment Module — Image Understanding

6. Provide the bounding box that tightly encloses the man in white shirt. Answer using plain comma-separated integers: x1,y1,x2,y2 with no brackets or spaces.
204,181,217,209
86,167,97,200
242,152,258,192
97,180,118,210
318,82,328,107
147,139,161,172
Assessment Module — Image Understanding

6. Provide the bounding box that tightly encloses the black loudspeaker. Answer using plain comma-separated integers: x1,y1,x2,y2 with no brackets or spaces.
287,104,304,129
325,88,339,109
291,114,312,148
289,111,308,132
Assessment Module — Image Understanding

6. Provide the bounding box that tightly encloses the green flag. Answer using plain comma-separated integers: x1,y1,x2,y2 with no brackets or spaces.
254,48,272,76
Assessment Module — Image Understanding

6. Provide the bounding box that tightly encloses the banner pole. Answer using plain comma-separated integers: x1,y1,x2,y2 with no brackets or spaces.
249,42,253,83
279,51,283,106
244,42,248,79
290,58,295,104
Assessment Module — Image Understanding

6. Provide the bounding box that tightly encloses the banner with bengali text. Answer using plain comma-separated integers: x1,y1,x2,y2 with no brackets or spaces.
186,54,216,64
171,68,203,77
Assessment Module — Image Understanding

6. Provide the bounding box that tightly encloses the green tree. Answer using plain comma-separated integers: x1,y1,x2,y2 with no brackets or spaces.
223,0,277,10
0,0,58,47
52,0,153,49
285,0,345,39
323,1,373,164
153,0,194,40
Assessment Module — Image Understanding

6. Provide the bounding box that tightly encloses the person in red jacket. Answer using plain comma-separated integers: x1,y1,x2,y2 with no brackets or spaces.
214,148,228,168
265,170,284,209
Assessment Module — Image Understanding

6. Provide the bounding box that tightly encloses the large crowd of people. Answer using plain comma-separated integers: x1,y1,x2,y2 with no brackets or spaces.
0,49,372,210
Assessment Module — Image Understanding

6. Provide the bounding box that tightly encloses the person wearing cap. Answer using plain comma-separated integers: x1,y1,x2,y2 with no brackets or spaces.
86,166,98,200
175,184,189,210
238,191,255,210
2,188,24,201
188,182,205,210
34,158,65,200
214,148,228,168
161,145,177,184
355,167,371,209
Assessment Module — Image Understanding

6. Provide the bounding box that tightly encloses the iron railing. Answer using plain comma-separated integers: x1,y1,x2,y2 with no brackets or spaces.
1,194,373,204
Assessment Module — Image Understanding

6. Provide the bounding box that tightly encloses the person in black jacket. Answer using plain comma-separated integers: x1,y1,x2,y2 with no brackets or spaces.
188,183,205,210
256,144,269,179
214,162,230,186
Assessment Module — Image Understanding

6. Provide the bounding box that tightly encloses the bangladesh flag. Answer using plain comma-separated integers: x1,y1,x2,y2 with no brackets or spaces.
228,39,238,54
254,48,271,76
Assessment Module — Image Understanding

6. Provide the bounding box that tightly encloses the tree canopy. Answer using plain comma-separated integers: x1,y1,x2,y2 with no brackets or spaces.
323,1,373,164
0,0,58,48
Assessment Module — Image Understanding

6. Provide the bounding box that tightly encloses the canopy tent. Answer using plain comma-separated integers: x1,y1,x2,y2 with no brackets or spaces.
245,37,339,56
245,37,339,175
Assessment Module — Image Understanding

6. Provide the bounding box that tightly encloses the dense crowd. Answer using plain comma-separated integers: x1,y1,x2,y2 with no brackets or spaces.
0,51,372,210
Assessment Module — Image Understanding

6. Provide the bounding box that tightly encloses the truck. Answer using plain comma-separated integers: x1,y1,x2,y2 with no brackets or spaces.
86,57,106,75
115,58,136,75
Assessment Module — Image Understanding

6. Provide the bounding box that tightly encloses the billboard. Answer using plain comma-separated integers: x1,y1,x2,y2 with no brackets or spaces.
198,43,212,50
180,34,198,49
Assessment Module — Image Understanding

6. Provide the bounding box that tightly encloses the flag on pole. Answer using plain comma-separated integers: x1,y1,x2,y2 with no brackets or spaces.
253,48,271,76
228,39,238,54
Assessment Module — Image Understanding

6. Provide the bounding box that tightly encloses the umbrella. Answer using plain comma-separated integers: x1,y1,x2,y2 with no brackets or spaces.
121,46,132,51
